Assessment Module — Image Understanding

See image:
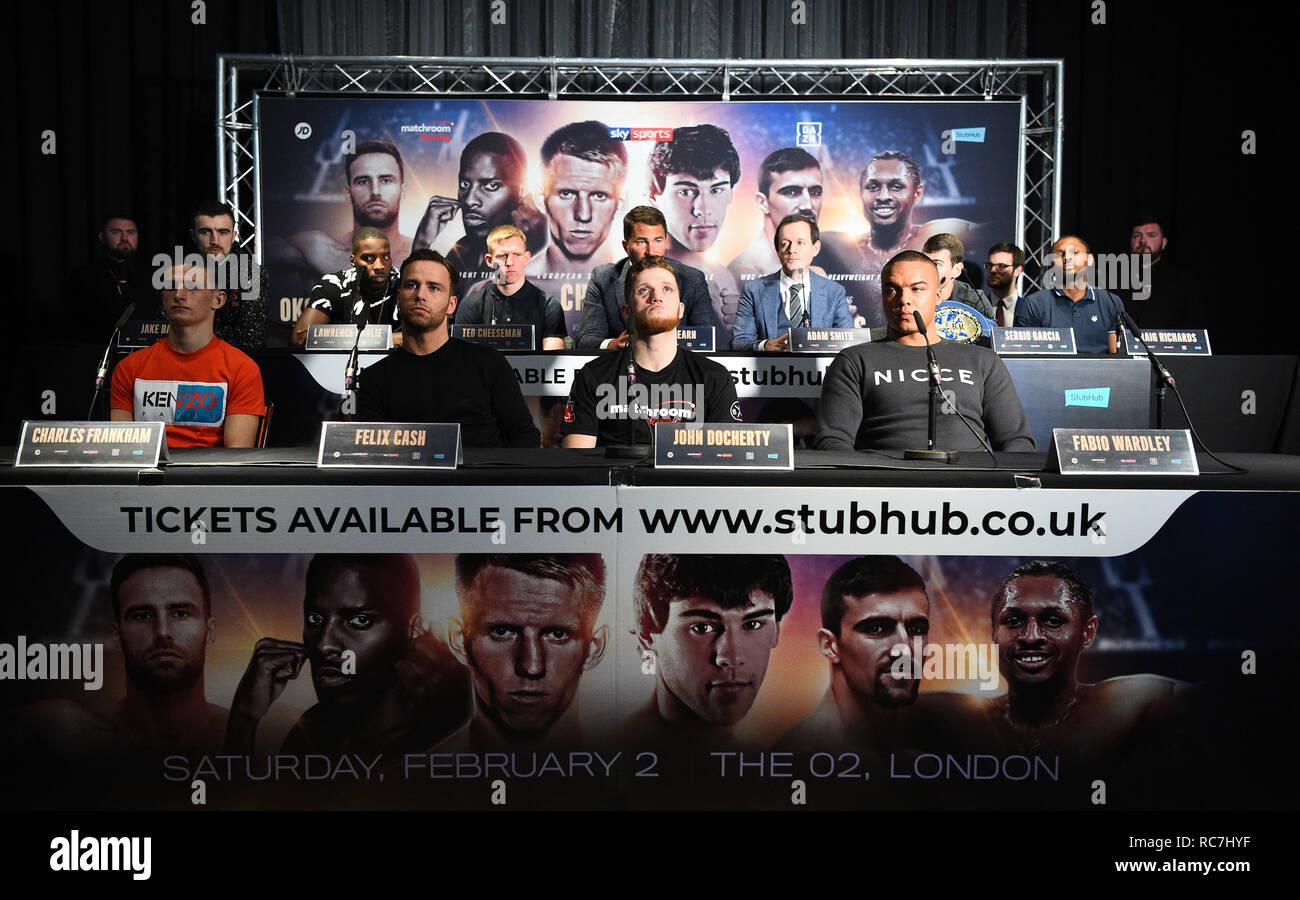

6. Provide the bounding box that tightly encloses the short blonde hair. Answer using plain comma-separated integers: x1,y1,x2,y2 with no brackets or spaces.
486,224,527,255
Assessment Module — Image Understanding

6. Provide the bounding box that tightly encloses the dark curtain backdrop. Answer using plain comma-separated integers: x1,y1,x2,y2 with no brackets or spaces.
277,0,1027,58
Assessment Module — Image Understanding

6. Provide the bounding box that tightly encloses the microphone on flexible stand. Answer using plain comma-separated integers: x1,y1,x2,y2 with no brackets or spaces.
88,302,136,419
903,309,959,463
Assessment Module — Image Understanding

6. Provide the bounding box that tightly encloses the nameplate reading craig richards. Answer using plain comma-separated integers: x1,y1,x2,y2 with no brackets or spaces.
317,422,461,469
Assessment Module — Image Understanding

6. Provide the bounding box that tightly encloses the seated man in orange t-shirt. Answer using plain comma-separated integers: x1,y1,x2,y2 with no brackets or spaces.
111,264,264,448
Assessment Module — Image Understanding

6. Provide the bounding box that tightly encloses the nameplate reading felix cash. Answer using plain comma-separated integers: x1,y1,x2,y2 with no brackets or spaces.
17,420,164,467
451,324,535,350
790,327,873,352
1050,428,1198,476
117,319,171,349
306,323,393,351
317,422,461,470
655,423,793,470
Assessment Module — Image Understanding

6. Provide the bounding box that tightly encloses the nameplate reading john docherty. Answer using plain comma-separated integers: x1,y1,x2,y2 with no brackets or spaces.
654,423,794,470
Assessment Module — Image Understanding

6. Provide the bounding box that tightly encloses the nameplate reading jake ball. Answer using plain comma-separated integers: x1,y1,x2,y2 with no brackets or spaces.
451,324,536,351
1047,428,1198,475
991,326,1077,356
117,319,171,349
654,423,793,470
317,422,462,470
16,420,166,468
306,323,393,351
675,326,716,352
789,327,874,352
1119,328,1212,356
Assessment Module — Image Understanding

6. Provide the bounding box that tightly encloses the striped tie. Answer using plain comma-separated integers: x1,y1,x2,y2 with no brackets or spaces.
788,282,804,327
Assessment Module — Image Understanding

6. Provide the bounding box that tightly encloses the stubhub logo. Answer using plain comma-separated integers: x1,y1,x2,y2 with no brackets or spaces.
608,127,673,141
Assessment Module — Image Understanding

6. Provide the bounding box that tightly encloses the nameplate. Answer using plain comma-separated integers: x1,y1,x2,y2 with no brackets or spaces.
1119,328,1211,356
1047,427,1198,475
654,423,794,470
451,324,536,350
316,421,462,469
676,326,716,352
992,326,1077,355
789,327,874,352
117,319,171,349
306,323,393,351
16,420,165,468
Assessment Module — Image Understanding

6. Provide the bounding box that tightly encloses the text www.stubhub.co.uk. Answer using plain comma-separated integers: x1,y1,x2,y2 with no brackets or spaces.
638,501,1106,538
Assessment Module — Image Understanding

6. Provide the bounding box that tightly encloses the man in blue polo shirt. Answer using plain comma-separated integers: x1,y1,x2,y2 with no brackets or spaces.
1015,235,1122,354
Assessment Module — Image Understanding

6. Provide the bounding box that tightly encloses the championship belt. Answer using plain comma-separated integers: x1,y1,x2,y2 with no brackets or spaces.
934,301,994,344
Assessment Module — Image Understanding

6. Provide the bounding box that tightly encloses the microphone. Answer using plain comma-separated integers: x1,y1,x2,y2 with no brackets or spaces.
903,308,994,465
492,259,507,286
344,297,368,395
89,302,136,419
913,310,941,385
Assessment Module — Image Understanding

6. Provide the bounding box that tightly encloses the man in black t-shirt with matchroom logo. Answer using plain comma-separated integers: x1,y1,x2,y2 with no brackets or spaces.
562,256,741,448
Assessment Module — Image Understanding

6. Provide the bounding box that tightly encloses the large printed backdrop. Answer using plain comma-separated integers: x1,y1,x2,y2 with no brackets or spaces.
260,97,1021,333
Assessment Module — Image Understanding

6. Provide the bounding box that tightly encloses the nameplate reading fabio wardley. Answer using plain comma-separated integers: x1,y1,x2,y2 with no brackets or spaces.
1049,427,1197,476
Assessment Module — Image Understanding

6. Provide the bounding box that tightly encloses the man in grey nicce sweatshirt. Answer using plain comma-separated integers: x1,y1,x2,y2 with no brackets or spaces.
815,250,1035,454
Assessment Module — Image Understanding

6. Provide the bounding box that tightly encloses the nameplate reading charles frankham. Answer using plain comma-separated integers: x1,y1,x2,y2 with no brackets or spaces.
991,326,1077,356
654,423,793,470
450,324,535,351
676,326,716,352
117,319,171,349
317,422,462,470
306,323,393,351
1118,328,1212,356
1046,427,1198,475
789,327,874,352
16,420,166,468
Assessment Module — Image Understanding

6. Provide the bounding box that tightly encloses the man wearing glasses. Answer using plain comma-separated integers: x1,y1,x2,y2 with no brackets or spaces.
984,243,1026,327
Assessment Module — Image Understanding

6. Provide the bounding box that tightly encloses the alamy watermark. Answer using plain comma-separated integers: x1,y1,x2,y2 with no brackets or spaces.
151,247,261,300
1043,253,1153,299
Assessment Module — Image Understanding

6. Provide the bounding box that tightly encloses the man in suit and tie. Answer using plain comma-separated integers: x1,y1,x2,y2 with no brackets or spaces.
731,215,854,351
574,205,720,349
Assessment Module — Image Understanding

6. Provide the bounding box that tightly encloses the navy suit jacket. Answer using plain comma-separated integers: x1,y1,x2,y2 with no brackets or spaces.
575,256,719,349
731,271,853,350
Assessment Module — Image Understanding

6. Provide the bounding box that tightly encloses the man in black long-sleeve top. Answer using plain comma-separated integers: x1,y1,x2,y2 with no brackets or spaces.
356,250,540,448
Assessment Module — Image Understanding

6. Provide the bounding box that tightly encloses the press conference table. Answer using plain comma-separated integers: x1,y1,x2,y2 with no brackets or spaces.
6,447,1299,490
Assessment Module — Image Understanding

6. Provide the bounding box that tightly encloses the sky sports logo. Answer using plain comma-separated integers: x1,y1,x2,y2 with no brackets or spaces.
137,380,227,426
608,127,673,141
400,121,454,142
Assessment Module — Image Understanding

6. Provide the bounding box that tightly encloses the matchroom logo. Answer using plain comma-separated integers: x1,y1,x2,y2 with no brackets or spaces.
400,121,454,142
